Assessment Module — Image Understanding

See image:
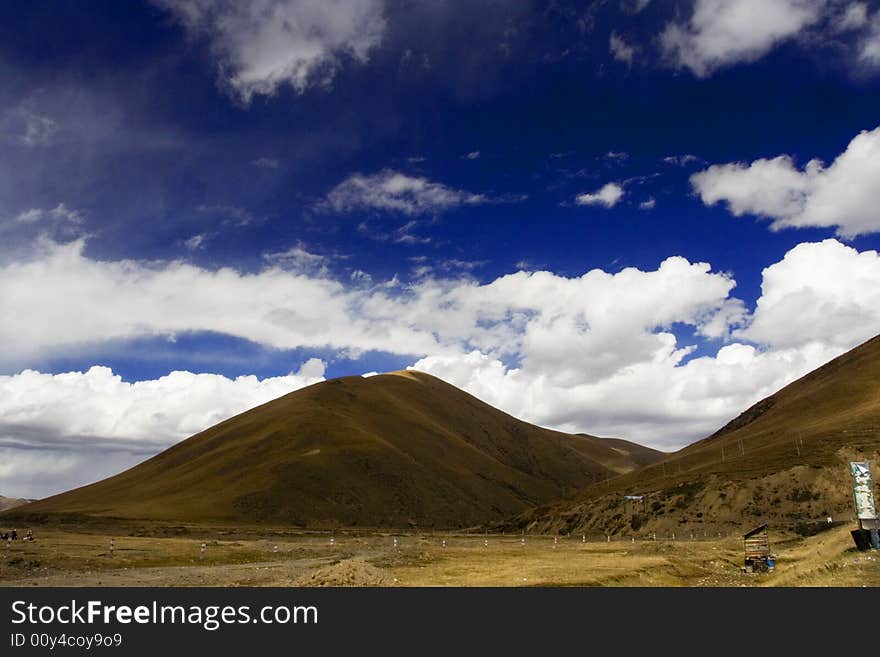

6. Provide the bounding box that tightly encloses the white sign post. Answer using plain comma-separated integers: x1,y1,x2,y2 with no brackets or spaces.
850,462,878,522
850,461,880,550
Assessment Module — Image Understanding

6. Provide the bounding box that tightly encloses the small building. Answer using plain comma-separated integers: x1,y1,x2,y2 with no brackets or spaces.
623,494,647,514
743,524,775,572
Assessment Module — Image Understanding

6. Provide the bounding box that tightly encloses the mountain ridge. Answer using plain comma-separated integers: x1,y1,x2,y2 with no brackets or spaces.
13,370,662,528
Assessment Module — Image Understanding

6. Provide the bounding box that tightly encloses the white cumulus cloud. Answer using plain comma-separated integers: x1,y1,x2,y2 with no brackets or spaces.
736,239,880,349
691,126,880,237
411,237,880,447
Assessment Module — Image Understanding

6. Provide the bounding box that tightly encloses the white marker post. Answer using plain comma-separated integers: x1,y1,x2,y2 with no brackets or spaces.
109,538,115,559
582,534,586,543
652,532,656,541
200,542,206,560
393,537,398,550
553,536,558,549
672,532,675,542
484,539,488,548
442,539,446,548
329,536,335,547
521,537,525,546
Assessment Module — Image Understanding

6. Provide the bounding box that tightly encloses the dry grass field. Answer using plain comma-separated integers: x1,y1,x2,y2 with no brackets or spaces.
0,522,876,587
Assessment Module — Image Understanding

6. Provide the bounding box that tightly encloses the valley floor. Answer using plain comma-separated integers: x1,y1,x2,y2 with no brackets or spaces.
0,523,877,587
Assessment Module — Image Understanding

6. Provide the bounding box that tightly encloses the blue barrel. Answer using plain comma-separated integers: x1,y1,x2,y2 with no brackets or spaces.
766,556,775,570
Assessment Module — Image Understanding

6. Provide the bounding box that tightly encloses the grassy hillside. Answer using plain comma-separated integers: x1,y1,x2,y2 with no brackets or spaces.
0,496,31,512
512,335,880,536
13,371,661,528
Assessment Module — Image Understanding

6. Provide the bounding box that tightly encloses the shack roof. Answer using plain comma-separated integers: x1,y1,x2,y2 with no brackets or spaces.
743,524,768,539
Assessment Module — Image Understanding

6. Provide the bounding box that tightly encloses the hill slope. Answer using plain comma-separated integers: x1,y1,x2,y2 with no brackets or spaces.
513,335,880,536
0,496,31,512
16,371,661,528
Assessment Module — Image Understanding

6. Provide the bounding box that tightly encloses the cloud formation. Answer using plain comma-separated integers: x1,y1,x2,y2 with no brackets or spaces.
408,242,880,447
1,100,58,147
262,241,345,275
0,359,325,449
736,239,880,349
322,169,507,216
575,182,624,208
660,0,824,77
609,31,637,65
3,235,880,497
860,9,880,64
691,126,880,237
0,360,325,497
154,0,386,102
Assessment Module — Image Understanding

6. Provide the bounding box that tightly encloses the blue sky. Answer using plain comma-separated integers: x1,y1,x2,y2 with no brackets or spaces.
2,0,880,498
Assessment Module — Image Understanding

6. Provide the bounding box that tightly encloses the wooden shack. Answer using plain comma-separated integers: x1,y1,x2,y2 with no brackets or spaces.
743,524,774,572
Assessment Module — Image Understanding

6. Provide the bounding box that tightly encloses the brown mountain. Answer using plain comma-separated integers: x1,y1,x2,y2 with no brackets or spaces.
16,371,662,528
512,334,880,536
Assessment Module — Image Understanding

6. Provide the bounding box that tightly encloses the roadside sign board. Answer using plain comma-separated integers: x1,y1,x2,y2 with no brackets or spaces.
850,462,878,520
